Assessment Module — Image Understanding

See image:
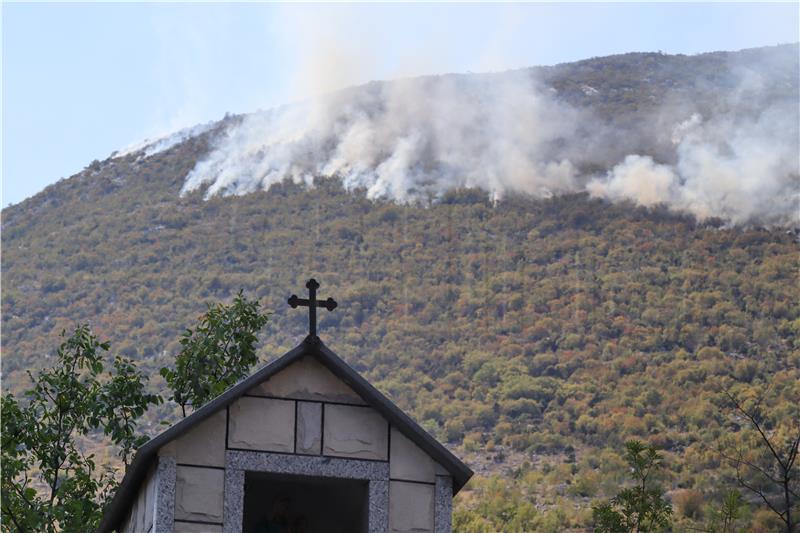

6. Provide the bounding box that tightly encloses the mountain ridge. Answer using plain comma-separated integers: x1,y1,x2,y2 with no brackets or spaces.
8,43,798,217
2,44,798,530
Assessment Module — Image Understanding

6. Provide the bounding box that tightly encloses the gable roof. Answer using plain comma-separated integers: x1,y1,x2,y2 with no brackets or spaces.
98,335,473,533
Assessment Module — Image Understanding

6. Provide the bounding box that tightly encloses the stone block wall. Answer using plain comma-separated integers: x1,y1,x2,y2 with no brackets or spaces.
135,356,453,532
156,409,228,531
323,404,388,460
120,465,155,533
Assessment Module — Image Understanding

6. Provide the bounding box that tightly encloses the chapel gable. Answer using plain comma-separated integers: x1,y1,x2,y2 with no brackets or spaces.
100,280,472,533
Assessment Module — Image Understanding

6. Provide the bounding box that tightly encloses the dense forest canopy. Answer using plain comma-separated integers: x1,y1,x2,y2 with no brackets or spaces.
2,45,798,530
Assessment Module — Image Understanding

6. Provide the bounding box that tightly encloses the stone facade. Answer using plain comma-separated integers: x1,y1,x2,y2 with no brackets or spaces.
228,397,295,452
119,465,155,533
296,401,322,454
159,410,226,467
389,481,435,532
174,466,225,522
323,404,388,460
249,356,366,404
120,355,455,532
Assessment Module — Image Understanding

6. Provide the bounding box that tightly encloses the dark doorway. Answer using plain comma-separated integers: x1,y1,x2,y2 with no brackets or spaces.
242,472,368,533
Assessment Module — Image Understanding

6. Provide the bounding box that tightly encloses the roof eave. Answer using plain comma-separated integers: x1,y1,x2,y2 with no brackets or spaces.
97,336,473,532
97,340,313,533
313,341,473,492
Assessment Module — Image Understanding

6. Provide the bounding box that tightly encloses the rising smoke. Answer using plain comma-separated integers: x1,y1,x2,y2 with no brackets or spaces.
588,106,799,225
181,73,585,201
178,48,799,226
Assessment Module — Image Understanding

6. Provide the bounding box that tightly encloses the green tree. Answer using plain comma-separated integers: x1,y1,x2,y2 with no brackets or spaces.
592,440,673,532
704,490,744,533
718,386,799,533
160,290,270,416
1,325,161,533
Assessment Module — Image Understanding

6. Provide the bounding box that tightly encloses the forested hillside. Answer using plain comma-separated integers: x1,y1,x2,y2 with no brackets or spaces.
2,46,798,531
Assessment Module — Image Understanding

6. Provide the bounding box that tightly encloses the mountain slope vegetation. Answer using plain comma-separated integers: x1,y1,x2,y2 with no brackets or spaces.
2,46,798,530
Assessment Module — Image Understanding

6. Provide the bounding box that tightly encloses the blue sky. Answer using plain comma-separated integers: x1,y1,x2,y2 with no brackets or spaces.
3,2,798,207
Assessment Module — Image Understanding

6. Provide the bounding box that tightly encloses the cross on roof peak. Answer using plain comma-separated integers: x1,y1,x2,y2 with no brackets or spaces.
288,278,337,338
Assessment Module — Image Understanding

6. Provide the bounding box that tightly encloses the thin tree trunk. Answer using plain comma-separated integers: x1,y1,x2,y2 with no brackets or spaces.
785,474,793,533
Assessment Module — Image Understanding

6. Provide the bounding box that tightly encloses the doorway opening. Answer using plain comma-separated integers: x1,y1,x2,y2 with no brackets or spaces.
242,471,369,533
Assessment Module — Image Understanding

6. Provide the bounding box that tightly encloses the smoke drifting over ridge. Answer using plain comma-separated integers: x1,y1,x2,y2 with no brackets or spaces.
182,73,586,201
179,47,799,226
588,107,799,225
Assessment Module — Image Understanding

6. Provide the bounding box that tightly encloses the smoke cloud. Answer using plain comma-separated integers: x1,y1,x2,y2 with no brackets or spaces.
588,105,799,225
177,49,798,226
181,72,585,201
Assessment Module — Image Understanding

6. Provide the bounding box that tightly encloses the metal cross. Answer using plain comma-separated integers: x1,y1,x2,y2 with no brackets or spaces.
288,279,337,337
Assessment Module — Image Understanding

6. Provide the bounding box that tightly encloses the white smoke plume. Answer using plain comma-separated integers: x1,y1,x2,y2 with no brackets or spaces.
179,49,799,226
181,72,584,202
588,86,800,226
115,121,215,159
679,117,798,225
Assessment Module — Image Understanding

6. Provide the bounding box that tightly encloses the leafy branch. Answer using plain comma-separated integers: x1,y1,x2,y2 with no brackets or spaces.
1,325,161,533
160,290,270,416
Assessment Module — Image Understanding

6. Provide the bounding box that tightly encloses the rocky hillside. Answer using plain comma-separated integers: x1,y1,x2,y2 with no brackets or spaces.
3,45,798,530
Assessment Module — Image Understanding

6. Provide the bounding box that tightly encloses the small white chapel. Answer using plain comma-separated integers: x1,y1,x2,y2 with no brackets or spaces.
98,279,472,533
